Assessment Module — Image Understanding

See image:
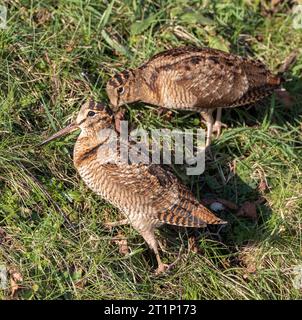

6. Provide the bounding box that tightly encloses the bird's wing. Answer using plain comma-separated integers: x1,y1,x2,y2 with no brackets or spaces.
172,54,250,108
101,162,225,227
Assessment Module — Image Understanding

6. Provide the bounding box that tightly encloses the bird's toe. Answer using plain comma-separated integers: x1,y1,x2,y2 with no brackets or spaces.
212,121,228,138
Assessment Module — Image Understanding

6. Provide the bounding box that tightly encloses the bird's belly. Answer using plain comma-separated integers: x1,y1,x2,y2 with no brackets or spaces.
161,86,197,110
77,165,161,226
160,80,237,111
160,84,224,111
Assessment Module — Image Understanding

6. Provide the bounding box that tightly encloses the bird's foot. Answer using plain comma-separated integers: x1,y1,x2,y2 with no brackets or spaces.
205,145,213,161
104,219,129,230
157,239,169,254
155,246,184,275
155,263,173,275
212,121,227,138
157,108,173,121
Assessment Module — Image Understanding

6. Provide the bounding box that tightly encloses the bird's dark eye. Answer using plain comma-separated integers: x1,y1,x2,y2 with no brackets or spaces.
88,111,96,117
117,87,124,95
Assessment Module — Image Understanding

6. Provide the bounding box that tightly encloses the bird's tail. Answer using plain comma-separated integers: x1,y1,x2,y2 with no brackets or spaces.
267,74,283,87
157,187,227,228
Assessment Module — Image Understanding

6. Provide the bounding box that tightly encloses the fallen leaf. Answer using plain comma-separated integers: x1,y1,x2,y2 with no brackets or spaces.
201,198,238,211
34,8,52,25
9,269,23,297
162,110,173,121
112,232,129,256
229,160,237,174
200,198,214,206
277,50,299,73
11,270,23,282
216,198,238,211
255,197,266,205
258,178,268,192
246,263,257,274
237,201,258,220
243,273,250,280
0,227,6,244
271,0,282,7
65,41,75,53
255,34,264,42
10,278,19,297
243,263,257,280
172,26,199,43
188,235,203,255
275,89,295,109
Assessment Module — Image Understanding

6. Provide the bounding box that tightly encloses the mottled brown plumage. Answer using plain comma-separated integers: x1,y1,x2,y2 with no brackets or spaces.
106,46,282,146
41,100,226,273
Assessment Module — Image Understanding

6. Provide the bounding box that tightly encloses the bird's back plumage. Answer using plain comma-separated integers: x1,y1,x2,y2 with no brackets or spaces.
135,46,281,111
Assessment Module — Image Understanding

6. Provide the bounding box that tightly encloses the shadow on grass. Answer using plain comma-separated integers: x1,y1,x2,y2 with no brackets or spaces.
221,74,302,132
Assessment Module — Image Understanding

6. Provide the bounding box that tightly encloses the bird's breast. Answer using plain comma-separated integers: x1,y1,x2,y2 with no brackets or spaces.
75,154,159,225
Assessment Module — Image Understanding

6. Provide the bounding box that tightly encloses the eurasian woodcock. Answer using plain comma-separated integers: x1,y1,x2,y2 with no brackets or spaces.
106,46,282,147
40,100,227,273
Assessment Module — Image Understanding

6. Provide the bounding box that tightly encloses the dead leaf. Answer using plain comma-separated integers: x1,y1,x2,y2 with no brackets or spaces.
9,269,23,297
201,198,238,211
74,278,86,289
271,0,282,7
229,160,237,174
172,26,198,43
188,235,203,255
246,263,257,274
112,232,129,256
34,8,52,25
200,198,215,206
10,279,19,297
242,273,250,280
243,263,257,280
0,227,6,244
276,89,295,109
258,178,268,192
65,41,75,53
216,198,238,211
255,197,266,205
255,34,264,42
277,50,299,73
237,201,258,220
11,270,23,282
163,110,173,121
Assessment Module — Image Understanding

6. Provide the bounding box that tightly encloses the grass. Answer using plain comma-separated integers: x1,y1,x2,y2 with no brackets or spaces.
0,0,302,300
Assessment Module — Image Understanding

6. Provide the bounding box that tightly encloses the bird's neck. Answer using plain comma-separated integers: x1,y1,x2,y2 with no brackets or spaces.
73,125,117,168
134,71,160,106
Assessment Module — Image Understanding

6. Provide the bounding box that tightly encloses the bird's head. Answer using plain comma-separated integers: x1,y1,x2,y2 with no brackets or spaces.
40,100,114,145
106,69,139,108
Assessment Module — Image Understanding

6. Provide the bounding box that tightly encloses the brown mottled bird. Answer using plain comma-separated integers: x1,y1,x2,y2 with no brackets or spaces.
40,100,226,273
106,46,282,146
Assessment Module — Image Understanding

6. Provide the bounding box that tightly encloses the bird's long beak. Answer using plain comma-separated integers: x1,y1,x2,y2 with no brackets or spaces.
39,122,79,146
